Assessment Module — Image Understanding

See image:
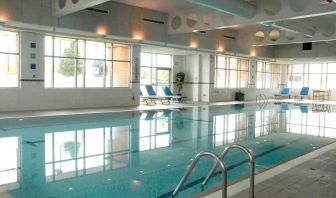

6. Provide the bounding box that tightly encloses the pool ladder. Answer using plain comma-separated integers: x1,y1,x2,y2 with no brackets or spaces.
256,94,269,104
172,144,255,198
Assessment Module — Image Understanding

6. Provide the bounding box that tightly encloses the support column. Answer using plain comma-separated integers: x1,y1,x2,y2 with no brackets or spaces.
131,44,141,106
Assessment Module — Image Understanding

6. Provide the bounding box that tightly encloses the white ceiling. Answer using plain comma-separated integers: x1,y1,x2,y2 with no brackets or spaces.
110,0,201,13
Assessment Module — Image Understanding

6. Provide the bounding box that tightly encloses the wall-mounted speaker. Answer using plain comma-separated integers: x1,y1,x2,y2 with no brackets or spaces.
302,42,312,51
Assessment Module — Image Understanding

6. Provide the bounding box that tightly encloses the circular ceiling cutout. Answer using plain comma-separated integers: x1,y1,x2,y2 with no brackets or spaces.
263,0,281,16
255,31,265,42
59,0,66,9
289,0,308,12
285,32,296,40
186,13,197,28
269,30,281,41
171,16,182,30
72,0,79,4
203,15,214,26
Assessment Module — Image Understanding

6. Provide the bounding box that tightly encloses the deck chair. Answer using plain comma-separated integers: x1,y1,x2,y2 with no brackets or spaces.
275,88,290,99
140,90,158,105
162,86,182,102
295,87,310,100
145,85,171,104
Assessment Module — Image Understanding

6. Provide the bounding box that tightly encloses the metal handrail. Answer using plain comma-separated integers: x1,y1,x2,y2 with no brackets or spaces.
173,151,228,198
202,144,255,198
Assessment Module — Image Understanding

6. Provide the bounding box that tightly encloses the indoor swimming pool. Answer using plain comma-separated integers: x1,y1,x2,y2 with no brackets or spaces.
0,103,336,198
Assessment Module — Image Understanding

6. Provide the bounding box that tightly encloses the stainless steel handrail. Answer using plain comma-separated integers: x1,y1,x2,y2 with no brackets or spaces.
202,144,255,198
173,151,228,198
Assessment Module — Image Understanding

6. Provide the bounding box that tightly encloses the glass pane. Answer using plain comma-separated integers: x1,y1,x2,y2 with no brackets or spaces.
216,69,225,88
292,64,304,73
309,74,321,89
0,31,19,54
217,56,226,69
257,72,264,88
45,36,53,56
328,63,336,73
327,74,336,89
309,64,322,73
288,73,303,89
113,61,129,87
106,43,113,60
45,57,53,88
140,67,151,85
157,70,170,86
141,53,151,66
78,40,85,58
77,59,84,88
0,54,19,87
240,71,248,88
54,58,76,88
105,61,112,88
265,63,271,73
257,61,263,72
0,137,19,185
229,70,237,88
229,57,238,70
240,59,249,71
86,41,105,59
113,44,130,61
157,54,172,68
85,60,105,87
54,37,76,57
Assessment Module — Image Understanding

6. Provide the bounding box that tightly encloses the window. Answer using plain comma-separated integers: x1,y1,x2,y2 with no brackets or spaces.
215,56,249,88
0,31,19,87
287,63,336,89
45,126,130,182
257,61,280,88
45,36,131,88
140,52,172,96
213,113,247,147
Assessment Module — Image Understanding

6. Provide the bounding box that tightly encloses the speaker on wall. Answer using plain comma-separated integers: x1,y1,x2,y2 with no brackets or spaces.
302,42,312,51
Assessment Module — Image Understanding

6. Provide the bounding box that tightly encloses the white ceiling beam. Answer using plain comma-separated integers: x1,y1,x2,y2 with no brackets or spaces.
53,0,111,16
168,0,336,34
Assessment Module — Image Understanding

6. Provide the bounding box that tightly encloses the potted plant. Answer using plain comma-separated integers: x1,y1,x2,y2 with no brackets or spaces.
235,90,245,101
176,72,185,95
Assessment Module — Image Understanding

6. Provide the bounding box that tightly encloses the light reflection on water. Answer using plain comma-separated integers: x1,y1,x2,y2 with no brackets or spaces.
0,104,336,197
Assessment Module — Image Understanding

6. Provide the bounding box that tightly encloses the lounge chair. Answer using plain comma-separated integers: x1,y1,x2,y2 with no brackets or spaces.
162,86,182,102
140,90,158,105
294,87,310,100
145,85,171,104
274,88,290,99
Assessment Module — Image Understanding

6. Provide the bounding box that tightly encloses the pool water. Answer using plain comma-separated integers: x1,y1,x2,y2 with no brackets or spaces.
0,103,335,198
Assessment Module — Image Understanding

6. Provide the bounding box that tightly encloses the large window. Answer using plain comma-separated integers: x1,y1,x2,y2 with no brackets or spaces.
257,61,280,88
287,63,336,89
215,56,249,88
45,126,130,182
140,52,172,96
0,30,19,87
45,36,130,88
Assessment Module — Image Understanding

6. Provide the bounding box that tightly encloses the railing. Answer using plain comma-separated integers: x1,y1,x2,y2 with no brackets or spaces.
172,151,228,198
202,144,255,198
256,94,268,103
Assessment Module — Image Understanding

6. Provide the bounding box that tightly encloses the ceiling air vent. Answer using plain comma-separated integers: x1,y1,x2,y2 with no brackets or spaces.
143,18,165,25
224,35,236,40
85,7,109,14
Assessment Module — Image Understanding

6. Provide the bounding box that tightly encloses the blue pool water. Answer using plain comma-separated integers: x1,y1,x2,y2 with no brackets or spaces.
0,103,335,198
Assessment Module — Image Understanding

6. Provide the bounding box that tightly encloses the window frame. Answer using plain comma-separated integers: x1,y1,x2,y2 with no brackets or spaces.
45,35,131,88
256,61,280,89
214,55,249,88
0,30,20,88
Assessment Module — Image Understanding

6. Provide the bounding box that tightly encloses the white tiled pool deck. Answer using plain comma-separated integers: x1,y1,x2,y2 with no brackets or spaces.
1,99,336,119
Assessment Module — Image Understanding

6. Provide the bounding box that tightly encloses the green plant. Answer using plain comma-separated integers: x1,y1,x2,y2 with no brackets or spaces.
176,72,185,94
58,41,83,76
